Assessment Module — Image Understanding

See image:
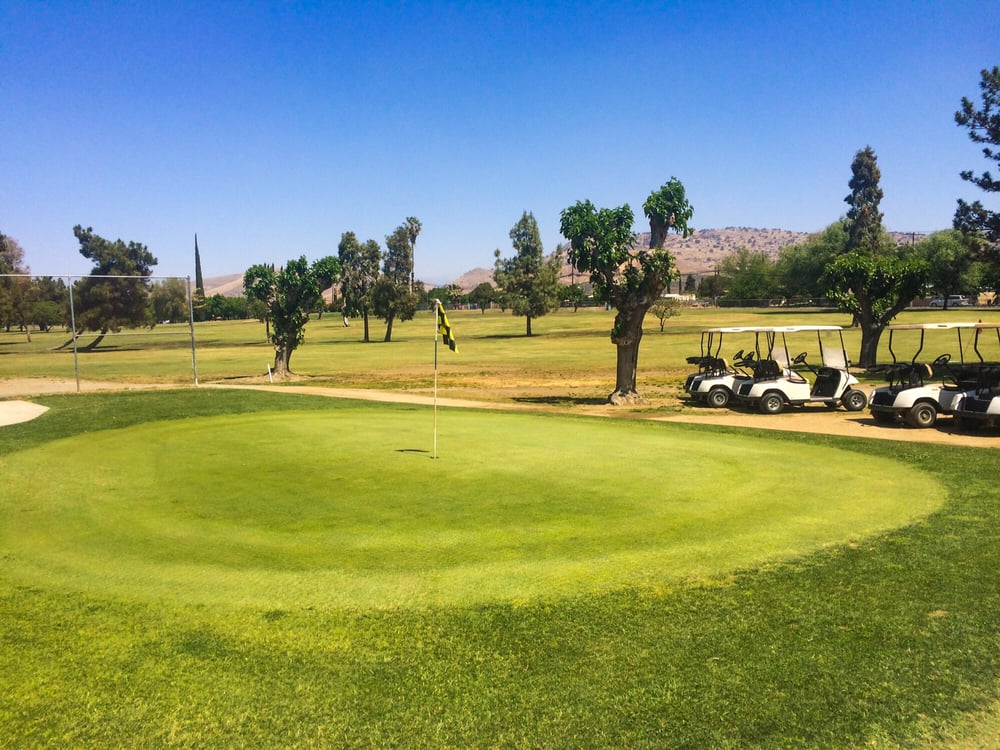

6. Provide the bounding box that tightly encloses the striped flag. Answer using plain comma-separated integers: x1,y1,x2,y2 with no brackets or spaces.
437,302,457,352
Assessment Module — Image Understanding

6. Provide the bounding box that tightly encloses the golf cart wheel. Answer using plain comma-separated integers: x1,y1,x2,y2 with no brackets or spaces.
906,402,937,429
842,389,868,412
707,386,730,408
759,391,785,415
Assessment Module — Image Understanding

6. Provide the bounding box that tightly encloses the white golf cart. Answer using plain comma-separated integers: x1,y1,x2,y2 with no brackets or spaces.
951,322,1000,431
683,327,779,408
734,325,868,415
868,322,991,428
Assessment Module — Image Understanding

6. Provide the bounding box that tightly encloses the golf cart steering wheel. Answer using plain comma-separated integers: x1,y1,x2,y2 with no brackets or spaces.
933,353,951,367
732,349,744,361
792,351,808,365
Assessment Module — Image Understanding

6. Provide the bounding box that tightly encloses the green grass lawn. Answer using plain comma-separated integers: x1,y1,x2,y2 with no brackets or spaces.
2,389,999,747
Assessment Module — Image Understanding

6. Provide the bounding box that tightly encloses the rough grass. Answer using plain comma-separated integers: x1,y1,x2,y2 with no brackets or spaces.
2,389,999,748
5,306,999,394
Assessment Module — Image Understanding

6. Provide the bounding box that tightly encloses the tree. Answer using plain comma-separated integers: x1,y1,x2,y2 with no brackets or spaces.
374,224,419,342
774,221,848,299
560,178,693,404
493,211,562,336
824,150,928,367
845,146,885,253
716,247,778,303
649,296,682,331
0,233,29,333
311,255,341,318
560,283,587,312
149,278,189,323
467,281,496,313
192,234,207,321
243,256,325,377
405,216,422,292
338,232,381,342
954,66,1000,266
918,230,978,308
825,249,927,366
27,276,69,331
71,225,157,347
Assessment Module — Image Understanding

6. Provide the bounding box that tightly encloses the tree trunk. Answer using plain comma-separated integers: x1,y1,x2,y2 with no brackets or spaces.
858,321,884,369
81,330,108,351
384,312,395,342
363,312,370,343
526,316,533,337
609,308,646,404
273,345,291,378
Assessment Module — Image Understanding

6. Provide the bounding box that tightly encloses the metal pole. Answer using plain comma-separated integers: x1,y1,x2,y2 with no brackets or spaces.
186,275,199,385
433,300,439,459
68,278,81,392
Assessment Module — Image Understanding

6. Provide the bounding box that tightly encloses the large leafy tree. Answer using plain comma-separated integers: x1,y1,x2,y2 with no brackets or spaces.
954,66,1000,273
774,221,848,299
917,229,978,307
72,225,157,347
0,233,30,333
560,178,693,404
824,149,928,367
493,211,562,336
338,232,382,343
373,223,419,342
150,278,190,323
243,256,325,377
467,281,496,313
715,247,779,303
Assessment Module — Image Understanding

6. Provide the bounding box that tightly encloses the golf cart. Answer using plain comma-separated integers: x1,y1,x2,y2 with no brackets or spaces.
684,327,779,408
951,323,1000,430
868,322,991,428
734,325,868,414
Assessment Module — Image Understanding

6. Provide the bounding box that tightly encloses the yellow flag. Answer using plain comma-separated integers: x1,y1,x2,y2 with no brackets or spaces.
437,303,457,352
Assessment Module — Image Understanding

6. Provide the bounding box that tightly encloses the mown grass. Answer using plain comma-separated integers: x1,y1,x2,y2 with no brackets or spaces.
2,389,999,748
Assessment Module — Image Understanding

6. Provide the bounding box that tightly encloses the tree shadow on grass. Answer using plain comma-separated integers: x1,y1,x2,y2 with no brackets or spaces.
513,396,608,407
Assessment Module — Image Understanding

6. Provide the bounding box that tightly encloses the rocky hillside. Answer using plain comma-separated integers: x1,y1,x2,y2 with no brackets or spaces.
450,227,812,292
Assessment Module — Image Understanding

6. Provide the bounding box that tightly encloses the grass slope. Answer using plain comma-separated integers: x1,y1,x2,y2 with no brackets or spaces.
1,390,998,748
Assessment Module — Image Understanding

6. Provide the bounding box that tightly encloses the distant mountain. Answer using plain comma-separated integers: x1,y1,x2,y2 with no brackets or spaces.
449,227,814,292
205,227,928,295
202,273,244,298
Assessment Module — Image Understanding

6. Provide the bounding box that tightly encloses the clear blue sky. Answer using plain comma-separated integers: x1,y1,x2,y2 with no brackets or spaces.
2,1,997,284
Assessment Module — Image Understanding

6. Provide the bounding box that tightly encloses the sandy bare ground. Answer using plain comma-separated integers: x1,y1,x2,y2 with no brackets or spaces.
1,377,997,447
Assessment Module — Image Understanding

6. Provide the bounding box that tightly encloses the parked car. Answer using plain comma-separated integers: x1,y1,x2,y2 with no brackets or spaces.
929,295,971,307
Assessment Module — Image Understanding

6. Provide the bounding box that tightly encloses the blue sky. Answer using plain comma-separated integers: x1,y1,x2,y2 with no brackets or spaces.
2,1,997,284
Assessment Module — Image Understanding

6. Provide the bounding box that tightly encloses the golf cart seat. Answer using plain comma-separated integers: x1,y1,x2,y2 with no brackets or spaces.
754,359,783,380
913,363,932,385
813,367,841,397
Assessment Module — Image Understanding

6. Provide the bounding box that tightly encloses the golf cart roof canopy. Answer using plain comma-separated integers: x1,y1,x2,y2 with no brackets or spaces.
770,325,844,333
701,326,780,334
888,322,985,331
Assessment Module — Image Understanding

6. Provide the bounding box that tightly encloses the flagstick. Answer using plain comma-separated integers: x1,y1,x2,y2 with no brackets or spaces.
433,300,439,459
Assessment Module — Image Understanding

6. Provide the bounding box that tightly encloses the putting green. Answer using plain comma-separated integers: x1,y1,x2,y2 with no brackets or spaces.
2,406,943,609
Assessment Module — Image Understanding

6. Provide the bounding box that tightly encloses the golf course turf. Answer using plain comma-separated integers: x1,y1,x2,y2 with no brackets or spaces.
2,388,999,747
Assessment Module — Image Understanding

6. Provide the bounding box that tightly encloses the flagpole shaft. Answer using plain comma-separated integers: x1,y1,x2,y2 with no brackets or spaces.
433,303,439,459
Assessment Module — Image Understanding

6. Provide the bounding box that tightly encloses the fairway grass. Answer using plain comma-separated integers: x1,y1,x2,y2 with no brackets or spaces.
2,403,941,610
3,390,1000,748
